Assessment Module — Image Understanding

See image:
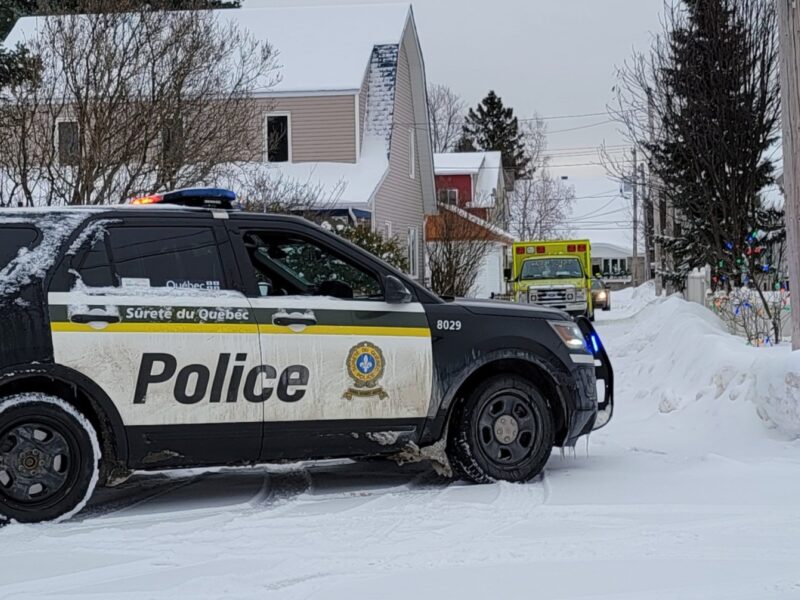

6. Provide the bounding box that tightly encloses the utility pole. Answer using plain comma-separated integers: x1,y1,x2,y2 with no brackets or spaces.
778,0,800,350
647,87,663,296
632,147,639,287
640,163,651,281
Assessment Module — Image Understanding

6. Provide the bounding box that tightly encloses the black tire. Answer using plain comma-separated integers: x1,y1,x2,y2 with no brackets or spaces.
447,375,554,484
0,394,100,523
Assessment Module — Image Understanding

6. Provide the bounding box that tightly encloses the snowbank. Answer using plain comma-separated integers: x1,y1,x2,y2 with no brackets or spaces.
599,284,800,438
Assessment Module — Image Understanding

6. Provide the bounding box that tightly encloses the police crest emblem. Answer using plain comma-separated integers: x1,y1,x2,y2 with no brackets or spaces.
344,342,388,400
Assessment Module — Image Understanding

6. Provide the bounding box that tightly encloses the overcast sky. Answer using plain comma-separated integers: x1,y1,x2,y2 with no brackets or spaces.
246,0,665,177
244,0,667,247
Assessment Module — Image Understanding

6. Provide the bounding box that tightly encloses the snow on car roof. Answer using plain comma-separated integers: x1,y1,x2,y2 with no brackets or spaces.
6,3,412,94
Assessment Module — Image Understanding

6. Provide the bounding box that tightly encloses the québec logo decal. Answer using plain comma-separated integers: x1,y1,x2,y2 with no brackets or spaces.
344,342,388,400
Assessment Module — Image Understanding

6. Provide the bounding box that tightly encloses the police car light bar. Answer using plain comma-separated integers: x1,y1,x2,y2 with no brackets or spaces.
131,188,238,209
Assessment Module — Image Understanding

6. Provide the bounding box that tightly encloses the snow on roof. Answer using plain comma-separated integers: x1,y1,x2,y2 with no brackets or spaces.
434,151,503,208
5,4,412,95
434,152,486,175
220,135,389,210
592,242,633,259
439,203,516,244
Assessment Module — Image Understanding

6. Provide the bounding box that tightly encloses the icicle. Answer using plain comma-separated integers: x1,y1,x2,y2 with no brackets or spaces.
559,447,566,459
585,434,590,458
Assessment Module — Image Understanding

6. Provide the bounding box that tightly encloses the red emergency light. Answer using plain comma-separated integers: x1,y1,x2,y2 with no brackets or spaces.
131,194,163,205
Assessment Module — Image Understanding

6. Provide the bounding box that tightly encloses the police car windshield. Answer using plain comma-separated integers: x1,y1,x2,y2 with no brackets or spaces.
521,257,584,280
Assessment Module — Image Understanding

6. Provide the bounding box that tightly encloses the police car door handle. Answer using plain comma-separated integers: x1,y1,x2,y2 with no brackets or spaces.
272,311,317,328
70,313,121,325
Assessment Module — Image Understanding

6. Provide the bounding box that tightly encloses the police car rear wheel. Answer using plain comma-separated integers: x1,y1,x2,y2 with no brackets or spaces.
0,395,100,523
448,375,554,484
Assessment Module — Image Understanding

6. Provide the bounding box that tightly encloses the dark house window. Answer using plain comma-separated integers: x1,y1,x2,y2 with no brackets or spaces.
266,114,290,163
57,120,79,165
162,115,185,169
437,189,459,205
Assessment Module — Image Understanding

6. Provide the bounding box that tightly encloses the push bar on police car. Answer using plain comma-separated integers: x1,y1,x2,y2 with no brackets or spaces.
575,315,614,430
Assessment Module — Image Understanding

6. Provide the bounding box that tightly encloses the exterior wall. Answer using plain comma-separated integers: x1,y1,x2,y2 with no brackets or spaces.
471,243,507,299
435,174,472,206
372,41,425,282
252,95,357,164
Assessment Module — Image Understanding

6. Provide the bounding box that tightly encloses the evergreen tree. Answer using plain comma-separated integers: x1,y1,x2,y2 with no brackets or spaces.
458,90,529,181
647,0,779,288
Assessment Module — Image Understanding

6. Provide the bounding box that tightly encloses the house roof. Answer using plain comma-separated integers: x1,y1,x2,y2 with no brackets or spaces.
5,3,412,95
592,242,633,259
434,151,504,208
426,204,516,244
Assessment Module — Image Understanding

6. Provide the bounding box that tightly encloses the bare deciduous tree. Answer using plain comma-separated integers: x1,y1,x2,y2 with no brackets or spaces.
427,203,505,297
0,1,279,206
511,172,575,240
510,116,575,240
427,83,466,153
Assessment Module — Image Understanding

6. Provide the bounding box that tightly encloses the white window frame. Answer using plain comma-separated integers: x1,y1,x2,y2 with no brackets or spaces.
407,226,419,279
384,221,393,240
264,112,292,164
55,117,79,166
409,127,416,179
438,188,458,205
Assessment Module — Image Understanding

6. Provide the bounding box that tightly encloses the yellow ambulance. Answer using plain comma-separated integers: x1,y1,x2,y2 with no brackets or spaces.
506,240,594,319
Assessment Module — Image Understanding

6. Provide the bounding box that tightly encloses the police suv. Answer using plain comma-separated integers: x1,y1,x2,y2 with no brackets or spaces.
0,189,613,522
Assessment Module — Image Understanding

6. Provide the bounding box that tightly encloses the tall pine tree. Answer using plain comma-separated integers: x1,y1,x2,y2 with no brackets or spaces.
648,0,779,288
457,90,529,181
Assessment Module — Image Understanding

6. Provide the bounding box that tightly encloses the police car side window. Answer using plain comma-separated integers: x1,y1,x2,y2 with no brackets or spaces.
77,235,114,287
244,232,382,300
109,227,226,290
0,227,38,270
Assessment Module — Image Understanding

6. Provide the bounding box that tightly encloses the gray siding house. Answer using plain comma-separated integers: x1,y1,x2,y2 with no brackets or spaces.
222,3,437,281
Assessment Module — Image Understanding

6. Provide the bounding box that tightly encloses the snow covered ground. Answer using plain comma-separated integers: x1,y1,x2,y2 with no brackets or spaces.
3,288,800,599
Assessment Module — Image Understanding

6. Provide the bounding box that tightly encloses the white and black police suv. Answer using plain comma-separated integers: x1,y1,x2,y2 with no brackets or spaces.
0,188,612,522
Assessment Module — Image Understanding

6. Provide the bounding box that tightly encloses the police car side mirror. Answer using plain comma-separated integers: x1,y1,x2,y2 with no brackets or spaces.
385,275,412,304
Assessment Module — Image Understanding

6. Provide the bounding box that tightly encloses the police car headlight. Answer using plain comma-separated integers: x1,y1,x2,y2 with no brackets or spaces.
549,321,587,351
598,291,608,300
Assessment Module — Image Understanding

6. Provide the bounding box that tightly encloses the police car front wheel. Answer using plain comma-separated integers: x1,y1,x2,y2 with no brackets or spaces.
0,394,100,523
447,375,554,484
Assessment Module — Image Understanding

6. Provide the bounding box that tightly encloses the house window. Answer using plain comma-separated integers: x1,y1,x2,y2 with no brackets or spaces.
265,114,291,163
407,227,419,278
437,189,458,205
56,120,79,166
161,115,184,168
409,128,416,179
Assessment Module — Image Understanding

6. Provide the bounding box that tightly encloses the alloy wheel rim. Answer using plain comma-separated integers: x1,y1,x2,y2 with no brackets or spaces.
476,392,538,466
0,421,73,505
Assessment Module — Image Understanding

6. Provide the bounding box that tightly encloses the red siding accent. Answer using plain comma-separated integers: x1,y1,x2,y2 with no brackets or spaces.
435,174,472,206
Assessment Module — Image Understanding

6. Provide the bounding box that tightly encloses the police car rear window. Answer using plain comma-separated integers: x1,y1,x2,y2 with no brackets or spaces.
0,227,38,270
109,226,226,290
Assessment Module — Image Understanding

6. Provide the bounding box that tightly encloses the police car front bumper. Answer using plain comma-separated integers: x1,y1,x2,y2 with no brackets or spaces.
563,316,614,444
